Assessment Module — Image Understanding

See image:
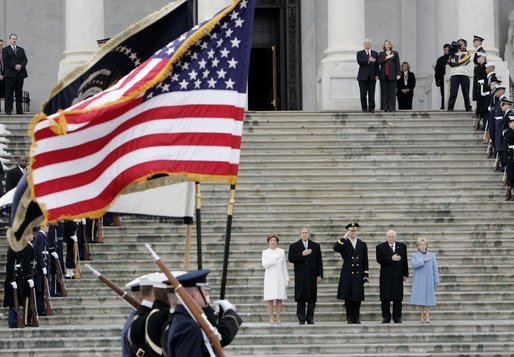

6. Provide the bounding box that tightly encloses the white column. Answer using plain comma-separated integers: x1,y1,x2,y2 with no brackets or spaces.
317,0,365,111
197,0,231,22
456,0,498,57
58,0,104,80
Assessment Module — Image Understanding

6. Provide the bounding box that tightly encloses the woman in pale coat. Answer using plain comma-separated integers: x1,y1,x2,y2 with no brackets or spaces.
410,238,440,323
262,233,289,325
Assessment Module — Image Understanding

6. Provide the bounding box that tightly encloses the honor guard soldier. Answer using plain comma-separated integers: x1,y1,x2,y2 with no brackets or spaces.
128,276,155,356
33,226,49,316
21,234,36,326
472,35,486,103
162,269,243,357
333,222,369,324
503,115,514,200
145,272,184,356
3,248,22,327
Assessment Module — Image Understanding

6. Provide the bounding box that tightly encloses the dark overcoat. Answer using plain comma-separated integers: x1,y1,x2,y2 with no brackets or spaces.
333,238,368,301
376,241,409,301
288,239,323,302
2,248,21,307
356,49,379,81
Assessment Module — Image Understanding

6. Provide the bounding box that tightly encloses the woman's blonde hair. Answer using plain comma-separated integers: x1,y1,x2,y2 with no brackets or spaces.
266,233,279,243
383,39,394,51
416,237,427,248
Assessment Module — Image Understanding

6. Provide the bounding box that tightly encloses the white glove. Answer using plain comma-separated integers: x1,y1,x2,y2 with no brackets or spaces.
70,235,78,242
51,252,59,259
81,218,86,225
214,299,235,312
10,281,18,289
28,279,34,288
42,267,48,275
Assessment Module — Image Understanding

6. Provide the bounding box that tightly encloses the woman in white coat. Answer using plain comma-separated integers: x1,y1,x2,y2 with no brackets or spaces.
262,233,289,325
410,238,440,323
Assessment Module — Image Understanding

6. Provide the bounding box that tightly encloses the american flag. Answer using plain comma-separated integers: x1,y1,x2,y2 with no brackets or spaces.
29,0,255,223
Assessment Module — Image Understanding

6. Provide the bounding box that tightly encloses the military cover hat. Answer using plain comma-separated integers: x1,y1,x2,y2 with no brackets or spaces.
165,269,210,288
345,222,360,230
473,35,484,42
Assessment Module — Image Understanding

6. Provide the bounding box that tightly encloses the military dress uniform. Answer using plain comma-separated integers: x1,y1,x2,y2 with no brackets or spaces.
3,248,22,327
21,240,36,326
503,115,514,200
333,223,369,324
145,299,171,356
33,229,49,316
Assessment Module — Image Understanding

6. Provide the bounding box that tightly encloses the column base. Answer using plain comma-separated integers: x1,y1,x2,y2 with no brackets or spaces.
317,56,367,111
57,50,97,81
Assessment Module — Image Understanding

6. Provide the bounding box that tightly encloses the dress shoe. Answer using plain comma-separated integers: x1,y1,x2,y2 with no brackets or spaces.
381,320,390,323
354,319,361,324
347,319,353,324
299,321,305,325
393,319,402,323
5,112,11,115
307,320,314,325
16,112,24,115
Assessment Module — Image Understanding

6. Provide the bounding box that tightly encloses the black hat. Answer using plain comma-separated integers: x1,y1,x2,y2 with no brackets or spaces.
501,98,513,105
171,269,210,288
473,35,484,42
345,222,360,230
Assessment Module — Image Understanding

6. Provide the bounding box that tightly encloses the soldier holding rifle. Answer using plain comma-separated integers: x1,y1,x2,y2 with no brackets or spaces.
34,225,50,316
20,233,37,326
2,247,22,327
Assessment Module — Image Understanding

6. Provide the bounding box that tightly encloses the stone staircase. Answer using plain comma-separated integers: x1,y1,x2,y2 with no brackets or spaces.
1,111,514,356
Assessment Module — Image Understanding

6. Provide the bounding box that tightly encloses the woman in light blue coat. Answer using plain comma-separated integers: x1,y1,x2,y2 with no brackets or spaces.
410,238,439,323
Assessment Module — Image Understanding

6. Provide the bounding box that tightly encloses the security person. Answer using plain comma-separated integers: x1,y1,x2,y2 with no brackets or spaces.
333,222,369,324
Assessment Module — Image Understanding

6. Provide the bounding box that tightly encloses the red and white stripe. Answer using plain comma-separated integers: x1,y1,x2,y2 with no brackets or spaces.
30,86,245,221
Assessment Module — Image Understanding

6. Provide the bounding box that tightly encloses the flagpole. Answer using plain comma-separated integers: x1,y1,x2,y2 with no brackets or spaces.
195,182,203,270
183,223,192,271
219,184,235,300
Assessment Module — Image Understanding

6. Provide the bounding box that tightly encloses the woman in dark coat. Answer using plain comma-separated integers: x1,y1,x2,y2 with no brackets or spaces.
378,39,401,112
333,223,369,324
396,62,416,110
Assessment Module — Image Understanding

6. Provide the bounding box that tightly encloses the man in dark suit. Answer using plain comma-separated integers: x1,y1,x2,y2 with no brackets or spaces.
333,222,369,324
434,44,450,110
2,34,28,115
376,229,409,323
288,226,323,324
356,39,379,113
5,156,27,192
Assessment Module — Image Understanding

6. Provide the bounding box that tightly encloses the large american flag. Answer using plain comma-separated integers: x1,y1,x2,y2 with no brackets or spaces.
29,0,255,223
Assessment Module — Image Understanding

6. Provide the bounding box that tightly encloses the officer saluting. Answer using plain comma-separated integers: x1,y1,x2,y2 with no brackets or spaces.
333,222,369,324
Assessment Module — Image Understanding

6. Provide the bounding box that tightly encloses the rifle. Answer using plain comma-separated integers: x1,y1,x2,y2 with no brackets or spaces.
85,264,140,309
54,258,68,297
145,243,224,357
43,276,53,316
81,221,91,260
29,287,39,327
12,286,24,328
73,239,81,279
95,218,104,243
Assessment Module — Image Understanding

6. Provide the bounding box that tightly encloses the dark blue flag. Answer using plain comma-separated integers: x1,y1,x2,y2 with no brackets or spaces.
42,0,194,115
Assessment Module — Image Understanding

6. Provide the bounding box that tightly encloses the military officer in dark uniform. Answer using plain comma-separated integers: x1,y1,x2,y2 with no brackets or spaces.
33,226,49,316
3,248,22,327
128,276,155,356
333,222,369,324
472,35,485,103
162,269,242,357
145,273,174,356
21,233,36,326
376,229,409,323
288,227,324,324
503,115,514,200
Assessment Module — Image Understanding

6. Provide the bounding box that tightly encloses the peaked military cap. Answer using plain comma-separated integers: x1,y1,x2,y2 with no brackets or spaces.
501,98,513,105
473,35,484,42
496,85,507,91
485,62,496,68
345,222,360,230
166,269,210,288
508,115,514,123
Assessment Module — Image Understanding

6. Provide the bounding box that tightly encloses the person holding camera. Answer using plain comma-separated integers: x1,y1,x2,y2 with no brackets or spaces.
447,39,472,112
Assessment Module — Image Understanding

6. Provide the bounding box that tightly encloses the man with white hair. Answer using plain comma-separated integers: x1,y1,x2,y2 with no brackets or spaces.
376,229,409,323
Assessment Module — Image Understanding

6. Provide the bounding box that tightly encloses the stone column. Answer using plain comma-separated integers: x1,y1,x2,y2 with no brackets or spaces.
197,0,232,22
58,0,104,80
317,0,365,111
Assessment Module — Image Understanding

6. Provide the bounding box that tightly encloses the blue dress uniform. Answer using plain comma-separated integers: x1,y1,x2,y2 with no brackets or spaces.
162,270,242,357
33,229,49,316
503,115,514,200
333,223,369,324
21,240,36,326
2,248,22,327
